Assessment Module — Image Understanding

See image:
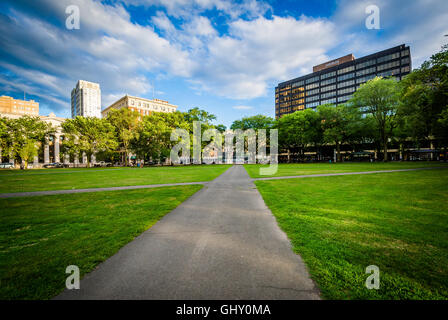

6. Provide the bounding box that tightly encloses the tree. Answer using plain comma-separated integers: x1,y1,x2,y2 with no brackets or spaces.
276,109,322,162
317,104,362,162
62,117,117,168
398,43,448,150
6,116,54,169
134,111,189,163
351,77,400,161
106,108,141,166
230,115,275,130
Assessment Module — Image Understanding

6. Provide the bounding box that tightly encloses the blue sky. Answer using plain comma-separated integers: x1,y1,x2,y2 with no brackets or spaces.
0,0,447,127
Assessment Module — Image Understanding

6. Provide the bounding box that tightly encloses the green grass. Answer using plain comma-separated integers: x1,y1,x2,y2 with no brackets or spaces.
0,165,230,193
254,169,448,299
245,162,448,178
0,185,202,299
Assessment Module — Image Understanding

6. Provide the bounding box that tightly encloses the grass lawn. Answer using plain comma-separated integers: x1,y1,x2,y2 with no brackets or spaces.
245,162,448,179
0,185,202,299
254,169,448,299
0,164,230,193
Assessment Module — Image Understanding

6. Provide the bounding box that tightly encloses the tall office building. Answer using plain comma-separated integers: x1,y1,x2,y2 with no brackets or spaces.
0,95,39,116
71,80,101,118
275,44,411,118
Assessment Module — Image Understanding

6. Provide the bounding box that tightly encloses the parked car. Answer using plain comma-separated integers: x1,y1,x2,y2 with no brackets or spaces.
43,162,67,168
0,162,14,169
94,161,112,167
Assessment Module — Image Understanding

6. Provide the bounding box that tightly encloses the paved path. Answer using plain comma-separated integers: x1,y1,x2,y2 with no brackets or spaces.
252,166,447,181
0,182,207,199
56,165,320,300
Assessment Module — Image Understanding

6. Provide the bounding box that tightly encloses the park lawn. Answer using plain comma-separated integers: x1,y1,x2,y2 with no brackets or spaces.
254,169,448,299
0,185,202,299
0,164,230,193
245,162,448,179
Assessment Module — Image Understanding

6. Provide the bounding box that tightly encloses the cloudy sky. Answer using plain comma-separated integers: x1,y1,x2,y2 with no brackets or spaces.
0,0,447,126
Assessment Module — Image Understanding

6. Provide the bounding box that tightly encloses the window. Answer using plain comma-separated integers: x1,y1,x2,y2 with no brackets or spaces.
377,52,400,64
401,66,410,73
338,72,355,81
307,95,320,102
321,84,336,92
321,91,336,99
356,74,376,84
401,57,410,64
306,88,319,96
338,86,356,95
338,79,355,88
292,80,304,87
306,102,319,108
320,71,336,80
321,77,336,86
338,94,353,103
401,49,410,57
305,76,320,84
356,59,376,70
377,68,401,78
321,98,337,105
306,82,319,90
356,66,376,77
337,65,355,75
377,60,400,71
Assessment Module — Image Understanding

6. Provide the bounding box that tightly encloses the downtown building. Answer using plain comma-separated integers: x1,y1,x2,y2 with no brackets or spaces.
275,44,412,118
101,95,177,118
71,80,101,118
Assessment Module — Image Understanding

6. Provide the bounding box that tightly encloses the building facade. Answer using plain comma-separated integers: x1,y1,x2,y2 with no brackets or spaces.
275,44,412,118
101,95,177,118
0,95,39,116
71,80,101,118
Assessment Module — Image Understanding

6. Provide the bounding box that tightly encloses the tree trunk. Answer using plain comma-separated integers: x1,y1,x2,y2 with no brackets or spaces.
383,136,388,162
336,142,341,163
24,160,28,170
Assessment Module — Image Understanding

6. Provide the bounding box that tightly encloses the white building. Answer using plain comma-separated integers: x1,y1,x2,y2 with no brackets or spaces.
71,80,101,118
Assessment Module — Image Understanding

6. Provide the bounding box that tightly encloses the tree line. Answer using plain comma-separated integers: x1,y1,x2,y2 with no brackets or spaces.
0,107,224,168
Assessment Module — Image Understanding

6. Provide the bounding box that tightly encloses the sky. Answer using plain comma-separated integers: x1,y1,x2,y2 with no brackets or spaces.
0,0,447,127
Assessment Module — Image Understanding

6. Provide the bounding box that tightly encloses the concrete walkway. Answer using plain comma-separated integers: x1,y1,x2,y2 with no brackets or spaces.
0,181,207,199
56,165,320,300
252,166,446,181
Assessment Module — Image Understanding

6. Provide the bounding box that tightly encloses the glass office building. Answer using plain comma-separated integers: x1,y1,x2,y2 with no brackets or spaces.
275,44,411,118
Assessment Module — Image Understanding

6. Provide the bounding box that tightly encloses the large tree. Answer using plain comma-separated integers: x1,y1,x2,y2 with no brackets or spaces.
230,115,275,130
351,77,400,161
398,43,448,149
317,104,362,162
62,116,117,168
3,116,54,169
106,108,141,166
276,109,322,162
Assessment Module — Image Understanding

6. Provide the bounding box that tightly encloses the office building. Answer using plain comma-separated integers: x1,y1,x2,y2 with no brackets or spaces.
275,44,412,118
101,95,177,118
0,95,39,116
71,80,101,118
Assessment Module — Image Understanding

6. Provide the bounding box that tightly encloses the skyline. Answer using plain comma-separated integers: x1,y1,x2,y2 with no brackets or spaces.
0,0,447,127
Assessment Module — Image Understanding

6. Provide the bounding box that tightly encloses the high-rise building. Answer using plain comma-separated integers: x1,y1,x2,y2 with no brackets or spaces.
275,44,412,118
0,95,39,116
101,95,177,118
71,80,101,118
